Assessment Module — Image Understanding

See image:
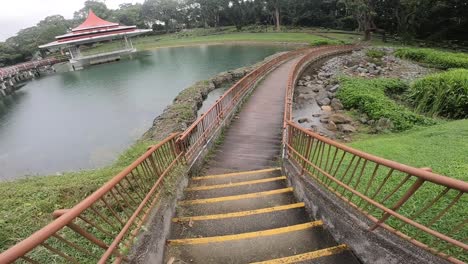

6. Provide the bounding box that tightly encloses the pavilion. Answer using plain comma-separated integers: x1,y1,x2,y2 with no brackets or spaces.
39,10,151,70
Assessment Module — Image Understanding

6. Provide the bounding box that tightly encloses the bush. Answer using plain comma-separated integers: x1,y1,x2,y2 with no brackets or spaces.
409,69,468,118
366,49,385,59
395,48,468,69
337,78,434,131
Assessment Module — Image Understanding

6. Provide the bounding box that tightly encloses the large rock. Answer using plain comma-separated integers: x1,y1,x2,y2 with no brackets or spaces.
330,98,344,110
317,97,331,106
329,113,353,124
298,117,310,123
338,124,356,133
328,84,340,93
307,83,322,92
375,118,394,132
327,121,338,131
316,90,330,106
321,105,333,112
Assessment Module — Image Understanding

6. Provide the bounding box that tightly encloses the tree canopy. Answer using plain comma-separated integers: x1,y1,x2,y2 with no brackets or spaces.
1,0,467,66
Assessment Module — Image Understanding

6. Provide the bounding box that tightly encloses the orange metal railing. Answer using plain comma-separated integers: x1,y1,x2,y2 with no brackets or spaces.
283,48,468,263
0,134,183,263
176,47,312,165
2,46,466,263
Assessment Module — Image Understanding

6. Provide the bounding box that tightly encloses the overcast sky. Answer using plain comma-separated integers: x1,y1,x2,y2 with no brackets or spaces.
0,0,144,41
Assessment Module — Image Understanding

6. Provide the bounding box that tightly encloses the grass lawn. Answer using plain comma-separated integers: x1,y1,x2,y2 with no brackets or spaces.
350,120,468,180
83,31,346,56
0,140,155,253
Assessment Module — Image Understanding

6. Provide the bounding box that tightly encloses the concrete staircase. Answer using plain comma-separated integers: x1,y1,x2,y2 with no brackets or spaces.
164,168,360,263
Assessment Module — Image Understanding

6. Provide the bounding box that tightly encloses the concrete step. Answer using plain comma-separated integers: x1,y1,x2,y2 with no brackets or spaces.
165,222,344,263
170,205,309,239
176,188,297,216
251,244,360,264
184,177,288,199
190,168,282,186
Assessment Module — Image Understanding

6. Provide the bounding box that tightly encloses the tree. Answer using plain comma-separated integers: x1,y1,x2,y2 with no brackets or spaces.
142,0,180,32
266,0,283,31
114,3,147,28
73,0,113,26
341,0,376,40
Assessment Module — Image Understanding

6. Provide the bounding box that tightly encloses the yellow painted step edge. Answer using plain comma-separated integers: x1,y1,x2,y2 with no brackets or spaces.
178,187,293,205
168,221,323,245
250,244,349,264
173,202,305,222
191,168,281,181
186,176,287,191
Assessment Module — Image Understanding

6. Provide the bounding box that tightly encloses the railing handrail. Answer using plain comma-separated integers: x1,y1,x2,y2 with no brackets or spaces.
283,47,467,263
0,57,66,79
286,120,468,192
0,133,179,263
178,48,308,142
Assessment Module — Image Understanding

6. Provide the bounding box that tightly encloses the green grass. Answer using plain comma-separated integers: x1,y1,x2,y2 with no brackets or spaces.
291,120,467,260
337,77,435,131
395,48,468,69
84,31,345,55
409,69,468,119
0,139,155,253
350,120,468,180
350,120,468,260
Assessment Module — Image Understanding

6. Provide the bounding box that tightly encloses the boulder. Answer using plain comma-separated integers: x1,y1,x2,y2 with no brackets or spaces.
298,117,310,123
312,113,321,117
304,75,312,81
338,124,356,133
317,97,331,106
328,84,340,93
329,113,352,124
327,92,335,99
320,115,329,123
375,118,394,132
330,98,344,110
327,121,338,131
321,105,333,112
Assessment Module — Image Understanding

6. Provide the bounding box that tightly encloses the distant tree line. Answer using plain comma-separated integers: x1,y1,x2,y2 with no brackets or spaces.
1,0,467,66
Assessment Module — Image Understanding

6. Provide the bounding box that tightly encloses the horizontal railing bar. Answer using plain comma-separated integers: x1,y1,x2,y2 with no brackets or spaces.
286,120,468,192
285,142,468,251
0,134,179,263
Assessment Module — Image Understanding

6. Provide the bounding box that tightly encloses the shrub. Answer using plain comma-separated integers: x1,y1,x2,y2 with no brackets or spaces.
409,69,468,119
337,78,434,131
366,49,385,59
395,48,468,69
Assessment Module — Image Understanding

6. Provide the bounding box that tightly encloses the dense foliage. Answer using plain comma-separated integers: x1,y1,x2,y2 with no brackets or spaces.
409,69,468,119
395,48,468,69
337,77,434,131
1,0,467,66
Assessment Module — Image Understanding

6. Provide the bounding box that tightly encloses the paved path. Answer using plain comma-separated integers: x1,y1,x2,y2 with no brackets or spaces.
163,55,360,264
202,58,300,175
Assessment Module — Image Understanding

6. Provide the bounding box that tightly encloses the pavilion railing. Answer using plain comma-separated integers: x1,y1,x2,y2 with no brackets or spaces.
0,57,67,79
0,134,184,264
283,48,468,264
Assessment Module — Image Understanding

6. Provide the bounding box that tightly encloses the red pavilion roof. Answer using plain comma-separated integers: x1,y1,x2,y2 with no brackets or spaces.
72,9,119,32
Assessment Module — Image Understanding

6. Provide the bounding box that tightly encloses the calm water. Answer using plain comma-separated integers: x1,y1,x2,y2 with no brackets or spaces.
0,44,288,180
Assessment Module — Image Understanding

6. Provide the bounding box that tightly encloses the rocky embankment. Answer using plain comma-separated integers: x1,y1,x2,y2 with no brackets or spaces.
293,47,433,141
142,52,287,141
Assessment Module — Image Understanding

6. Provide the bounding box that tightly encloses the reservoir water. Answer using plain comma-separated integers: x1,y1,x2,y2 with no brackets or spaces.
0,44,288,180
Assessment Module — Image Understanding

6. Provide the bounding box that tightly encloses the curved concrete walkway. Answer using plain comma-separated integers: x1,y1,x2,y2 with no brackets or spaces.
163,54,359,264
202,58,300,175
